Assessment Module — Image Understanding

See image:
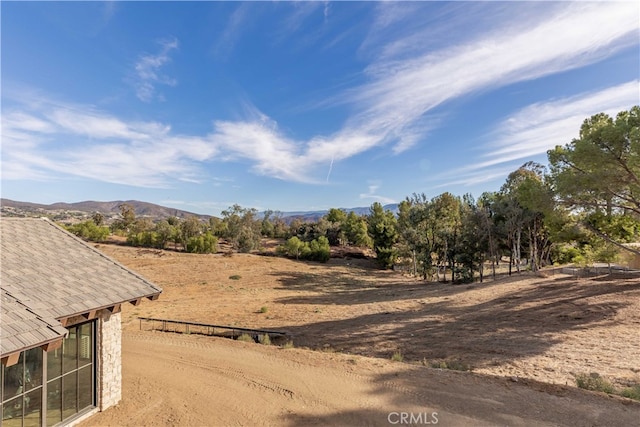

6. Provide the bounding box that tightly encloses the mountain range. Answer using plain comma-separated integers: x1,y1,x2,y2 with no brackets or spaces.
0,198,399,222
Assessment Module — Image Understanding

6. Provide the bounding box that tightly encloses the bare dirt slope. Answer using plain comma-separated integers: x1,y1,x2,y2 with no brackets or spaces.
81,243,640,425
82,331,640,427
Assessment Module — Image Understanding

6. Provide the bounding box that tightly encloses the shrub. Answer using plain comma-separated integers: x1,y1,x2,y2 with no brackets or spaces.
229,275,241,280
186,232,218,254
127,231,161,248
391,351,403,362
258,334,271,345
620,385,640,400
282,341,294,349
279,236,330,263
575,373,615,394
66,220,110,242
237,333,254,343
259,306,268,313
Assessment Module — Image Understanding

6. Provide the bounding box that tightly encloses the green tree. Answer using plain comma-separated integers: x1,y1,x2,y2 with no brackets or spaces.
367,202,398,269
548,106,640,255
282,236,306,259
343,211,372,248
221,204,261,252
154,220,176,249
180,216,203,247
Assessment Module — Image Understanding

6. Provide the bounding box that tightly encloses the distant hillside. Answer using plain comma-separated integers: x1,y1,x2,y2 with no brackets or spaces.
1,198,398,224
276,204,399,223
0,198,211,220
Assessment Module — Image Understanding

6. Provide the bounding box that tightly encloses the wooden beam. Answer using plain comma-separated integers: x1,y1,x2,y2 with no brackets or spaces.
148,294,160,301
84,310,98,320
129,298,142,306
59,317,69,327
41,339,63,352
108,304,122,314
1,352,20,367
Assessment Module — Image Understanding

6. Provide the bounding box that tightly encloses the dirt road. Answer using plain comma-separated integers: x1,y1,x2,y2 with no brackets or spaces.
82,330,640,427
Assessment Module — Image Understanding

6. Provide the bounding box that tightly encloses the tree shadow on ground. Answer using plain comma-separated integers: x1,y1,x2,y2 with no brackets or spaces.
270,268,527,306
283,364,640,427
276,274,639,368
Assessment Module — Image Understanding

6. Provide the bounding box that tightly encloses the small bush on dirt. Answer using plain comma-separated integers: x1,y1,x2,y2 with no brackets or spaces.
620,385,640,400
391,351,403,362
575,373,615,394
258,334,271,345
282,341,294,349
278,236,330,263
260,306,268,313
66,220,110,242
237,333,254,343
229,275,241,280
430,360,471,371
186,232,218,254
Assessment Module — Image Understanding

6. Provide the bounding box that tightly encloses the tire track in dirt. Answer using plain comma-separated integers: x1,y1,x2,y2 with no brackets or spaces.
125,331,384,414
162,354,295,398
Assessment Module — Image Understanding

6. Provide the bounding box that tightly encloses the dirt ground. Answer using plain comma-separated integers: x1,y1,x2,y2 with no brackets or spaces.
81,243,640,426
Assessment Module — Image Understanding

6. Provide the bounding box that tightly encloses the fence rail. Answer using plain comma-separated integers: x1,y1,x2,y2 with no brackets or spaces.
138,317,287,341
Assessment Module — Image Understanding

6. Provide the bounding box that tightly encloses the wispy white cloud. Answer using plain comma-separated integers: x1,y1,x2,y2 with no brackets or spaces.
133,38,179,102
197,2,638,183
3,3,638,190
213,3,253,59
1,99,216,187
436,80,639,188
359,183,396,205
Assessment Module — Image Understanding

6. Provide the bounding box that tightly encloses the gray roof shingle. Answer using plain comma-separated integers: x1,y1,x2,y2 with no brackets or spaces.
1,217,162,357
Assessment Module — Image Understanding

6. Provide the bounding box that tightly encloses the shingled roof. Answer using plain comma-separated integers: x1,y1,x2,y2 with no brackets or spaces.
0,217,162,360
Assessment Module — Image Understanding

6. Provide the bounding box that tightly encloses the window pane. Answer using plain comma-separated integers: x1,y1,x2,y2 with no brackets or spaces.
46,379,62,426
3,354,24,403
24,348,42,391
47,347,62,380
63,328,78,374
22,389,41,427
78,323,93,367
62,373,77,420
2,395,23,427
78,367,93,410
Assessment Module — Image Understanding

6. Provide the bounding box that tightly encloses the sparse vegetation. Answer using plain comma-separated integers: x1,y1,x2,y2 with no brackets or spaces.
258,334,271,345
429,359,472,371
259,306,268,313
575,373,615,394
620,385,640,400
391,351,403,362
229,275,242,280
65,220,110,242
278,236,331,263
574,374,640,401
282,340,294,349
237,333,255,343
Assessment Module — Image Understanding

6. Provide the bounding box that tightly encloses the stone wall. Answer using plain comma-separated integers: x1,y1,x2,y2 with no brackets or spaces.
97,310,122,411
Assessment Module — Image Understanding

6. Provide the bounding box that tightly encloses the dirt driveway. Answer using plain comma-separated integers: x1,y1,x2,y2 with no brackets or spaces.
82,330,640,427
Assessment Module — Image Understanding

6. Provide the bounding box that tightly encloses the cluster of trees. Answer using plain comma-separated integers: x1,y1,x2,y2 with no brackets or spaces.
66,107,639,273
368,107,640,280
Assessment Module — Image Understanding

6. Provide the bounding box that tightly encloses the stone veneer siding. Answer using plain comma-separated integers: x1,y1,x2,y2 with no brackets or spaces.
97,310,122,411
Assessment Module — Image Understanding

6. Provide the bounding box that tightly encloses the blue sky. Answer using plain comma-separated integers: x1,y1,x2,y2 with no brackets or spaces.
2,1,639,216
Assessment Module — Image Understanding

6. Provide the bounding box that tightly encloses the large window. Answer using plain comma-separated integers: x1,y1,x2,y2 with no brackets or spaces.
1,348,43,427
1,321,95,427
